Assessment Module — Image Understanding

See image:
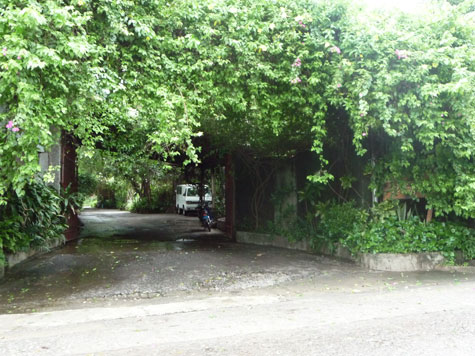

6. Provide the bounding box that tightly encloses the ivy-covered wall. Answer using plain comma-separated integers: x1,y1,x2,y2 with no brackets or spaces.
235,148,372,232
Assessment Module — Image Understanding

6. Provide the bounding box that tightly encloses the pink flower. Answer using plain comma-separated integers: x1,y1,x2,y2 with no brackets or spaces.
12,127,19,132
298,20,306,28
336,83,342,88
2,47,6,56
395,49,408,59
360,113,365,117
292,58,301,67
17,56,21,60
362,132,367,137
290,77,302,84
330,46,341,54
5,120,13,129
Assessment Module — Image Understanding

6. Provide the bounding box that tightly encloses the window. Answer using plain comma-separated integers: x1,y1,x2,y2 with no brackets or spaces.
187,188,198,197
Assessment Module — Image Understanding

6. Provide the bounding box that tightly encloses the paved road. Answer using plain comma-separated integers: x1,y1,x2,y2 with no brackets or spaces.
1,209,474,355
0,209,368,314
1,281,474,355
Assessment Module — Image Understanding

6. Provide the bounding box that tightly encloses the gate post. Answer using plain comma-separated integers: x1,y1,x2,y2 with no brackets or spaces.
61,132,80,241
225,154,236,241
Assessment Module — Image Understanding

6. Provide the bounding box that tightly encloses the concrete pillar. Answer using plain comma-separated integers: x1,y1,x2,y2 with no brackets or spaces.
49,142,61,191
38,127,61,192
225,154,236,241
274,160,297,226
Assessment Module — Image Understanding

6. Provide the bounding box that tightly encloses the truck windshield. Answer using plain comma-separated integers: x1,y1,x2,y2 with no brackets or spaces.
187,186,209,196
187,188,198,196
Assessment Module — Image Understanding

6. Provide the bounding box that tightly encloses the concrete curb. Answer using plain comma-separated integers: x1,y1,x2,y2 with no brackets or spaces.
236,231,474,272
236,231,310,252
236,231,355,262
435,265,475,274
359,252,446,272
1,238,64,279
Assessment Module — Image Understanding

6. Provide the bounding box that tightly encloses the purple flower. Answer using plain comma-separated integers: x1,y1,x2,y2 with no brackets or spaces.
395,49,408,59
2,47,6,56
12,127,19,132
330,46,341,54
362,132,367,137
292,58,301,67
5,120,13,129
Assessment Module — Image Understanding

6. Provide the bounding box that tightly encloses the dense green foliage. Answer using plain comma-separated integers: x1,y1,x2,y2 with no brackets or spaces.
345,216,475,261
78,147,179,211
313,201,368,243
0,0,201,202
309,201,475,263
339,3,475,217
1,0,474,220
130,186,174,214
0,179,67,266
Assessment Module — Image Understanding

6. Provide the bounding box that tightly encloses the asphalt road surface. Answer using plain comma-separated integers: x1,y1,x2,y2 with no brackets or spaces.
1,281,474,355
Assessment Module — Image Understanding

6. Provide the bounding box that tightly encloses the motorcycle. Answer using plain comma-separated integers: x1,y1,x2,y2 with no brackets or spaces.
198,203,214,232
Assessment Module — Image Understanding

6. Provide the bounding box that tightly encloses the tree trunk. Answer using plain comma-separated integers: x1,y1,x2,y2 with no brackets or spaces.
141,178,151,200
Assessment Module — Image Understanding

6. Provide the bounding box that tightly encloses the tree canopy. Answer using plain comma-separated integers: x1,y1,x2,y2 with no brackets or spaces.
1,0,474,217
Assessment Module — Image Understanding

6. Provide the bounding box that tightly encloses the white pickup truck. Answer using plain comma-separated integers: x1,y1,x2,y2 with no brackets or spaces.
175,184,212,215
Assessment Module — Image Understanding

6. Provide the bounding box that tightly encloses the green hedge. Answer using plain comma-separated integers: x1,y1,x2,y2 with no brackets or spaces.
130,186,174,214
312,201,475,264
0,180,67,267
344,217,475,261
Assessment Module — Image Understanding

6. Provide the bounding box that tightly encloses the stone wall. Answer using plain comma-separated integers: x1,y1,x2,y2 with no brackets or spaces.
236,231,354,262
0,239,64,280
236,231,452,271
359,252,446,272
273,161,298,227
236,231,310,252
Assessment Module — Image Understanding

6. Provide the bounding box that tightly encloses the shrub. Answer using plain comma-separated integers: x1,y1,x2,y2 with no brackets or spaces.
344,216,475,263
0,179,67,267
306,200,474,264
130,186,174,214
314,201,368,245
